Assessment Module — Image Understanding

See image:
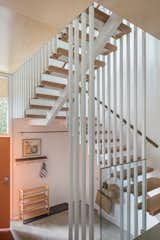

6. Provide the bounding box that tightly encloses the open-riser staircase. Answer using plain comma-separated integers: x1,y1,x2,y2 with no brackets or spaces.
12,2,159,240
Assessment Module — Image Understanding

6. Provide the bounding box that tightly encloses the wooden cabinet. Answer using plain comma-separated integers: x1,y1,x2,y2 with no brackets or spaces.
19,185,49,221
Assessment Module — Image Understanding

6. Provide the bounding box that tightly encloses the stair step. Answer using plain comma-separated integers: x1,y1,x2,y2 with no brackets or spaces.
25,109,47,118
36,87,61,100
95,138,119,143
52,48,105,69
59,31,117,56
46,66,89,80
99,145,126,154
124,178,160,196
90,8,132,39
112,156,141,166
41,75,67,89
115,166,154,180
138,194,160,216
102,43,117,55
30,99,55,108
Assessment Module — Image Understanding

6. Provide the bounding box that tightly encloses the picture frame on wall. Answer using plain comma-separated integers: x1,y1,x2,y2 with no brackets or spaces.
22,139,41,157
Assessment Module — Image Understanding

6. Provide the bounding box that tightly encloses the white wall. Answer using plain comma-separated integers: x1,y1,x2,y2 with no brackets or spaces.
12,118,69,219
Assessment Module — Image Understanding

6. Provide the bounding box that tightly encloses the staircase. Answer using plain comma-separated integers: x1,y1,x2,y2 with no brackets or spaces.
12,2,160,240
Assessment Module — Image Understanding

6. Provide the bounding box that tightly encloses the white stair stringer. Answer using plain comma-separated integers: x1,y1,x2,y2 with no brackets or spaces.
30,13,122,126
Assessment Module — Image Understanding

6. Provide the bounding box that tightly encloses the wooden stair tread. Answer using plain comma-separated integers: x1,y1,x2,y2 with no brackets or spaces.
116,166,154,179
112,156,141,166
92,8,131,39
95,138,119,143
99,145,126,154
103,43,117,55
59,32,117,55
41,80,66,89
46,66,89,80
26,114,46,119
124,178,160,196
52,48,105,69
30,105,52,110
36,93,59,100
138,194,160,216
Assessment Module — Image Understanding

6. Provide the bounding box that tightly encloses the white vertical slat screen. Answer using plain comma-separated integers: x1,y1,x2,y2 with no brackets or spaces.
102,55,106,166
133,26,138,238
96,66,101,166
119,37,124,240
68,23,74,240
142,30,147,232
81,12,87,240
11,35,56,119
88,5,95,240
107,54,111,172
126,25,131,240
113,40,117,181
73,18,80,240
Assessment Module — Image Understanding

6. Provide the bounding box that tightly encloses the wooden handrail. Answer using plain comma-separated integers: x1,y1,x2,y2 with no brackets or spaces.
94,97,159,148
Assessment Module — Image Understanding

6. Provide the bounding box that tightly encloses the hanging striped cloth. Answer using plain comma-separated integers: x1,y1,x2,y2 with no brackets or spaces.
40,162,48,178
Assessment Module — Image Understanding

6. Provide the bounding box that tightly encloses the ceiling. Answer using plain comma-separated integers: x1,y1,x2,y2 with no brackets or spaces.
0,0,92,74
100,0,160,39
0,0,159,74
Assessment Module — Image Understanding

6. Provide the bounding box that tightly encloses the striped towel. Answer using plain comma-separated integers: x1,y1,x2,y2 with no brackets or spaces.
40,162,48,178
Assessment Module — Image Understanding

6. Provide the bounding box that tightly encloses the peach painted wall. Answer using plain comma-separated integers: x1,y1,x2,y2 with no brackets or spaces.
12,118,69,219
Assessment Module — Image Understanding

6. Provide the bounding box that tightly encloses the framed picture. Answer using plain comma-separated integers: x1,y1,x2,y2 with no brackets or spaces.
22,139,41,157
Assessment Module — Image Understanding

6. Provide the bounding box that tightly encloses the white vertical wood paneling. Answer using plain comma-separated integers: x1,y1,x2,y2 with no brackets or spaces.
142,30,147,232
68,23,74,240
81,12,87,240
74,18,80,240
89,5,95,240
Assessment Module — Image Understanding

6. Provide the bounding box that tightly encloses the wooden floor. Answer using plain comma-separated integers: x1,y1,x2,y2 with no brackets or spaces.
0,231,14,240
136,224,160,240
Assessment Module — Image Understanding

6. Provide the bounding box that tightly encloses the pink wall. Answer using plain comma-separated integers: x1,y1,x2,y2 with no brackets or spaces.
12,118,69,219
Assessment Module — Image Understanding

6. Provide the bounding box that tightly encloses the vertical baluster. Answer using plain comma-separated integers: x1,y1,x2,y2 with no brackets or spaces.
97,66,101,166
73,18,80,240
21,66,24,117
126,26,131,240
27,59,30,108
89,5,95,240
133,26,138,237
113,40,117,180
102,56,106,166
107,54,111,171
81,12,87,240
142,30,147,232
119,37,124,240
68,23,74,240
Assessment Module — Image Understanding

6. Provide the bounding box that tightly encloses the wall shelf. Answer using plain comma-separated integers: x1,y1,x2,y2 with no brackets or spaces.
16,156,47,162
